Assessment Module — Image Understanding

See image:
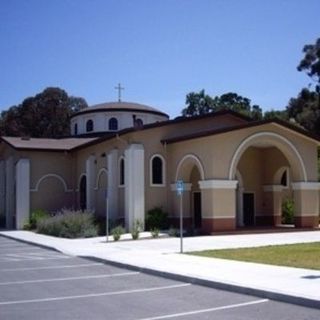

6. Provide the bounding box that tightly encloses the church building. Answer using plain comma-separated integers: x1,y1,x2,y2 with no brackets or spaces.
0,98,320,232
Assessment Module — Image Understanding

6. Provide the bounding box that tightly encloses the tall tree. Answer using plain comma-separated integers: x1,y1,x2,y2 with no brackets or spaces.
297,37,320,99
182,90,262,120
0,87,87,138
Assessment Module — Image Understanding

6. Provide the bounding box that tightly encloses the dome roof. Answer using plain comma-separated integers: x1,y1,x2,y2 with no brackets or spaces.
72,101,169,118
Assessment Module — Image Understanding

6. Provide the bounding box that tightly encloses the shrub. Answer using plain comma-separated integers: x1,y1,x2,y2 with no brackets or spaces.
168,226,178,237
151,228,160,238
131,219,143,240
111,225,125,241
37,209,98,238
282,198,294,224
30,209,50,229
145,207,168,230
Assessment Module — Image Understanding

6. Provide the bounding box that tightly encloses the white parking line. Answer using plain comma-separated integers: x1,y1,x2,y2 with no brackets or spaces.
0,283,190,305
138,299,269,319
0,253,71,262
0,271,140,285
0,262,104,272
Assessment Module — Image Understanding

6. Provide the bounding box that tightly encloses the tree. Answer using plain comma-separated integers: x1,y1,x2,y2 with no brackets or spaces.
0,87,88,138
182,90,263,120
297,37,320,98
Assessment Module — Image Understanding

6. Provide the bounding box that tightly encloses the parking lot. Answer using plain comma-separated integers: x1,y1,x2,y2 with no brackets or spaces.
0,236,319,320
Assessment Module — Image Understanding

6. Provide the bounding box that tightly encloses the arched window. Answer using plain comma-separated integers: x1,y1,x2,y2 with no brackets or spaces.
74,123,78,135
119,157,125,186
86,119,94,132
136,119,143,127
109,118,118,131
150,155,165,186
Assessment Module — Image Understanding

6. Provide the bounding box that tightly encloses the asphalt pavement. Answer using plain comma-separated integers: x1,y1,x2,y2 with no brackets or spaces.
0,236,319,320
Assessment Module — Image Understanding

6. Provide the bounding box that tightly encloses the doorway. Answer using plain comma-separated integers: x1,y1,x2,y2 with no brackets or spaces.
193,192,202,228
243,193,254,226
80,176,87,210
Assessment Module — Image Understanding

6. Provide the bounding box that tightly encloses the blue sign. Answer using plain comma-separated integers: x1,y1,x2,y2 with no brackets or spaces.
176,180,184,196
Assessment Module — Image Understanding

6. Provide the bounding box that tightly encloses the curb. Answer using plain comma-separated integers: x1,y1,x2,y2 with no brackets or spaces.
1,233,319,310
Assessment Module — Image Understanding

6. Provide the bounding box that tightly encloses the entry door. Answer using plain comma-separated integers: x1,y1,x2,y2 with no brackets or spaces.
243,193,254,226
193,192,202,228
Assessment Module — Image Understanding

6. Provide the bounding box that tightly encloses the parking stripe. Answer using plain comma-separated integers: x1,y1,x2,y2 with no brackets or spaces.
0,283,190,305
0,271,140,285
138,299,269,319
0,262,104,272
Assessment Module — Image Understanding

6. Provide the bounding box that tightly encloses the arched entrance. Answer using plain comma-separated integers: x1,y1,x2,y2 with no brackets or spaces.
175,154,205,231
80,175,87,210
229,132,306,228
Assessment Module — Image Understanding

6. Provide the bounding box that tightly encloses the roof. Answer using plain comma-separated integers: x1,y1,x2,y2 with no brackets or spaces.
0,136,97,152
160,118,320,145
71,101,169,118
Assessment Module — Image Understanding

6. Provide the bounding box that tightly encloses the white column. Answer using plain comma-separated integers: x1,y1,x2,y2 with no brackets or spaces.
5,157,14,229
86,155,96,211
107,149,119,220
125,144,145,231
16,159,30,229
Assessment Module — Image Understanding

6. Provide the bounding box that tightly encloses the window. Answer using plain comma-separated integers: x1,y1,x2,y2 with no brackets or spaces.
281,169,288,187
86,119,94,132
109,118,118,131
151,155,165,186
74,123,78,135
136,119,143,127
119,157,125,186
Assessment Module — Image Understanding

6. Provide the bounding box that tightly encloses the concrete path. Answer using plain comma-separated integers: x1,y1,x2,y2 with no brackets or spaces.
1,230,320,309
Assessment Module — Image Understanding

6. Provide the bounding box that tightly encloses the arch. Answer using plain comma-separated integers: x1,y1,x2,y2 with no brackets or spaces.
274,166,290,187
109,117,118,131
95,168,108,190
32,174,71,192
228,132,307,182
175,154,205,181
150,154,166,186
86,119,94,132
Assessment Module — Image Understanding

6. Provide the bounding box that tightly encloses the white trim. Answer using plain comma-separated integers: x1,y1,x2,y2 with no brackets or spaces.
263,185,284,192
199,179,238,190
149,154,166,187
228,132,307,182
291,182,320,190
95,168,108,190
175,154,205,181
274,166,290,189
31,174,72,192
170,183,192,191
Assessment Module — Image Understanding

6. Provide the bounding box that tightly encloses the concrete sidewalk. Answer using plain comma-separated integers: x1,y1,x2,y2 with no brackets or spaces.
1,230,320,309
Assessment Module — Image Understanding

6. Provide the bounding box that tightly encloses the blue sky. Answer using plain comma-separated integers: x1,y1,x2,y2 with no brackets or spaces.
0,0,319,118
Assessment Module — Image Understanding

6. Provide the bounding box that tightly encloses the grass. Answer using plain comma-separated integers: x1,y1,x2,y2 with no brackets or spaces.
189,242,320,270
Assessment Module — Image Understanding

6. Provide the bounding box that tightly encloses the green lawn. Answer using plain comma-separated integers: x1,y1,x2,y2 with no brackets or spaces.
189,242,320,270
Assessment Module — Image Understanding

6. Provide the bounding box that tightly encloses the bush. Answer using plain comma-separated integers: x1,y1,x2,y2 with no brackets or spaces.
111,225,125,241
94,216,117,236
145,207,168,230
37,209,98,238
151,228,160,238
30,209,50,229
282,198,294,224
131,219,143,240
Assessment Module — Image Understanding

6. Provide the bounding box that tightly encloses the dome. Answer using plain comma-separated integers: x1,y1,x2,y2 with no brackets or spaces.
70,101,169,136
72,101,169,118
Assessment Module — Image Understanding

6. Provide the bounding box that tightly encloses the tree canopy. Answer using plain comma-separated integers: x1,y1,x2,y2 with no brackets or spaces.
0,87,88,138
182,90,263,120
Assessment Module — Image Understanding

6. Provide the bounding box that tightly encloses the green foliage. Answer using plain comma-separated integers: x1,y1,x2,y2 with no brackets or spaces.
282,198,294,224
0,87,88,138
37,209,97,238
145,207,168,230
168,226,178,237
181,90,263,120
131,219,143,240
151,228,160,238
111,225,125,241
94,216,117,236
30,209,50,229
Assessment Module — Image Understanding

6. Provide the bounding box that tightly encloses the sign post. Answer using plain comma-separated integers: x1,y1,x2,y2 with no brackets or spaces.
106,190,109,243
176,180,184,253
